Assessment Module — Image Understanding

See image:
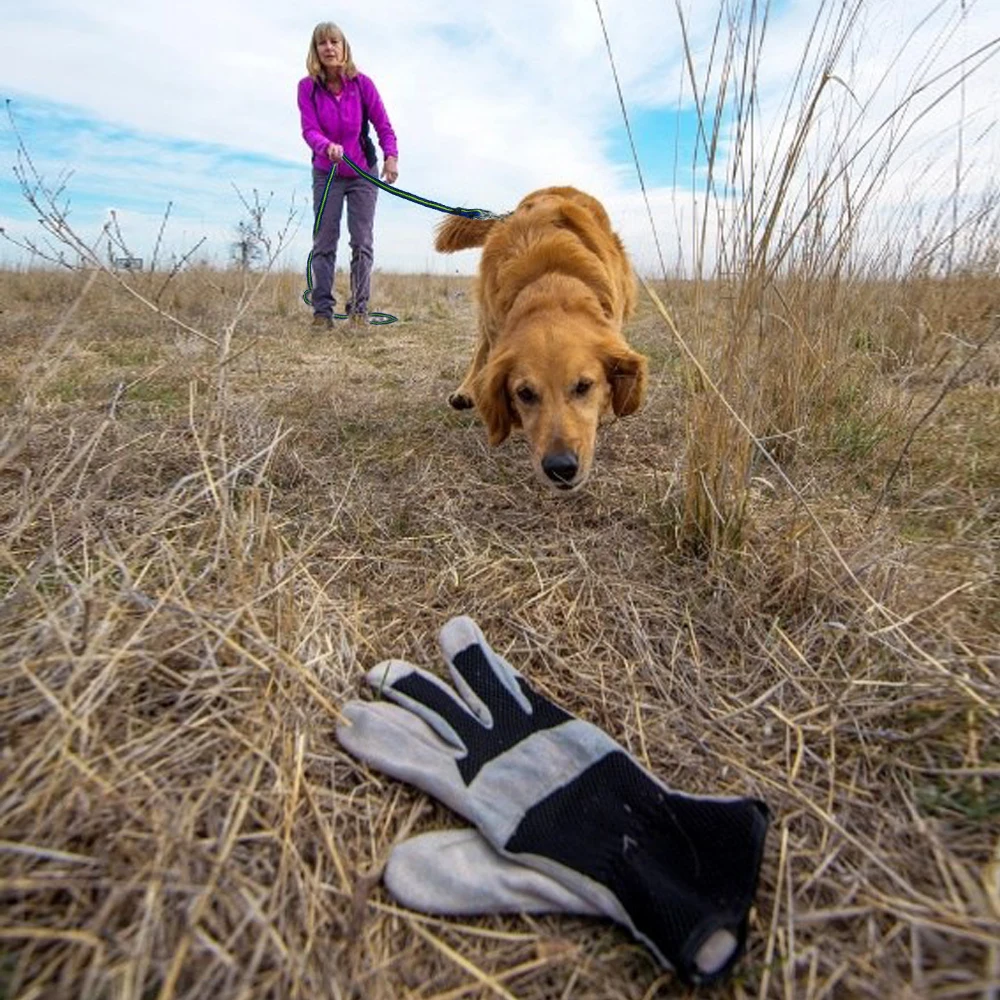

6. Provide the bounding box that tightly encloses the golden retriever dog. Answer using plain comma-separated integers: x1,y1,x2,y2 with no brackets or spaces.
435,186,647,492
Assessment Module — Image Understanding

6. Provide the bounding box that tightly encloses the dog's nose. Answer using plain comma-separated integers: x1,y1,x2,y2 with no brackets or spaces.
542,451,579,485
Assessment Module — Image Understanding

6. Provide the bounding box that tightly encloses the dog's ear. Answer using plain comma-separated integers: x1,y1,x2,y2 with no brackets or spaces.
604,345,648,416
474,354,518,445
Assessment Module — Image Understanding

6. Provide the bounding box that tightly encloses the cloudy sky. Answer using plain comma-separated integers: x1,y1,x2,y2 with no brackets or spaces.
2,0,998,278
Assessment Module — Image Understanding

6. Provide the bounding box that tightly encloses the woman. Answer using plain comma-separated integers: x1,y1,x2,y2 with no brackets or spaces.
298,22,398,328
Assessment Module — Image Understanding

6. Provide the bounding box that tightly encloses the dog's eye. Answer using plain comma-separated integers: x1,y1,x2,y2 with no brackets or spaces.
573,379,593,397
516,386,538,405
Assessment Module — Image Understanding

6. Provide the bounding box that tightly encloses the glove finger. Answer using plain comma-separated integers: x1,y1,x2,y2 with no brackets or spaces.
336,701,472,819
438,616,533,721
385,829,601,916
366,658,484,752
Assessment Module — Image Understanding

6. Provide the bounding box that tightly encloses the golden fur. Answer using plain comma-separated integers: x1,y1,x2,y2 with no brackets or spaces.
436,186,647,491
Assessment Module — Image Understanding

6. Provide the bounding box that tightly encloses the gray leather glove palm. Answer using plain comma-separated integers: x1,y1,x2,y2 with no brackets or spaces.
337,616,769,986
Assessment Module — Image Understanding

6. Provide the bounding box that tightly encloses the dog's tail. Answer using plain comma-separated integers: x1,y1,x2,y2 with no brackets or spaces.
434,215,497,253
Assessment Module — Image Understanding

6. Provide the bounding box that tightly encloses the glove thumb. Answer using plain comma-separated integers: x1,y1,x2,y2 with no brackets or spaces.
385,828,601,917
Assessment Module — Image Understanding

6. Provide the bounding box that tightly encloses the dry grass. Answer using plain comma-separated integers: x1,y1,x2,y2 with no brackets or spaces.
0,263,997,999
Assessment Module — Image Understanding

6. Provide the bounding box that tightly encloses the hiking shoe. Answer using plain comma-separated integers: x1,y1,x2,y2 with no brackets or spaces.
312,314,334,330
347,312,369,330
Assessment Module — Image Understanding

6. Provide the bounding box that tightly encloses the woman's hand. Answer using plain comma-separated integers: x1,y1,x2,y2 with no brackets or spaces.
326,142,344,163
382,156,399,185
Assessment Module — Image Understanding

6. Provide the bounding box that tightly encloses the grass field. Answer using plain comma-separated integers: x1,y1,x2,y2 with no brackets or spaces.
0,261,997,998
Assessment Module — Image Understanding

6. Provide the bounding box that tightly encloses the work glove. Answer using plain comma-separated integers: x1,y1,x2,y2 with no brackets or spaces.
337,616,769,986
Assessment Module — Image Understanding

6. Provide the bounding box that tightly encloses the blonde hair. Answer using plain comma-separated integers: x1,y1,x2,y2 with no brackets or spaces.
306,22,358,83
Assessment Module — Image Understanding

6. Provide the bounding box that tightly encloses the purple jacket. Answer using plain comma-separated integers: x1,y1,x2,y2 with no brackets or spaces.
298,73,398,178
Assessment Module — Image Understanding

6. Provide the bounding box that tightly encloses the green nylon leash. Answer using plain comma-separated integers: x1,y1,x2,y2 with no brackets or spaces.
302,153,506,326
335,153,505,221
303,158,397,324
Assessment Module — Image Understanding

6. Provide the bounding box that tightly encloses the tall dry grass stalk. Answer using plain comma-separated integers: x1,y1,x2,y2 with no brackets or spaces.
664,0,1000,555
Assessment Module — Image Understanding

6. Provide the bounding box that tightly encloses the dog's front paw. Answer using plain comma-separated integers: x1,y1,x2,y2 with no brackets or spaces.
448,391,475,410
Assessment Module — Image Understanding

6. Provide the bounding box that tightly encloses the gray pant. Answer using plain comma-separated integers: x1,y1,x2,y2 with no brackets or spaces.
310,166,379,317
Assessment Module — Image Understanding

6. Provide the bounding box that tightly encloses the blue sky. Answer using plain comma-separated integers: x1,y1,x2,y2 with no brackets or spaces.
606,106,706,191
2,1,998,276
2,92,305,265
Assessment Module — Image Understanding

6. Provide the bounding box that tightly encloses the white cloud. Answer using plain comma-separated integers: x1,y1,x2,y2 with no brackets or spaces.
2,0,998,279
